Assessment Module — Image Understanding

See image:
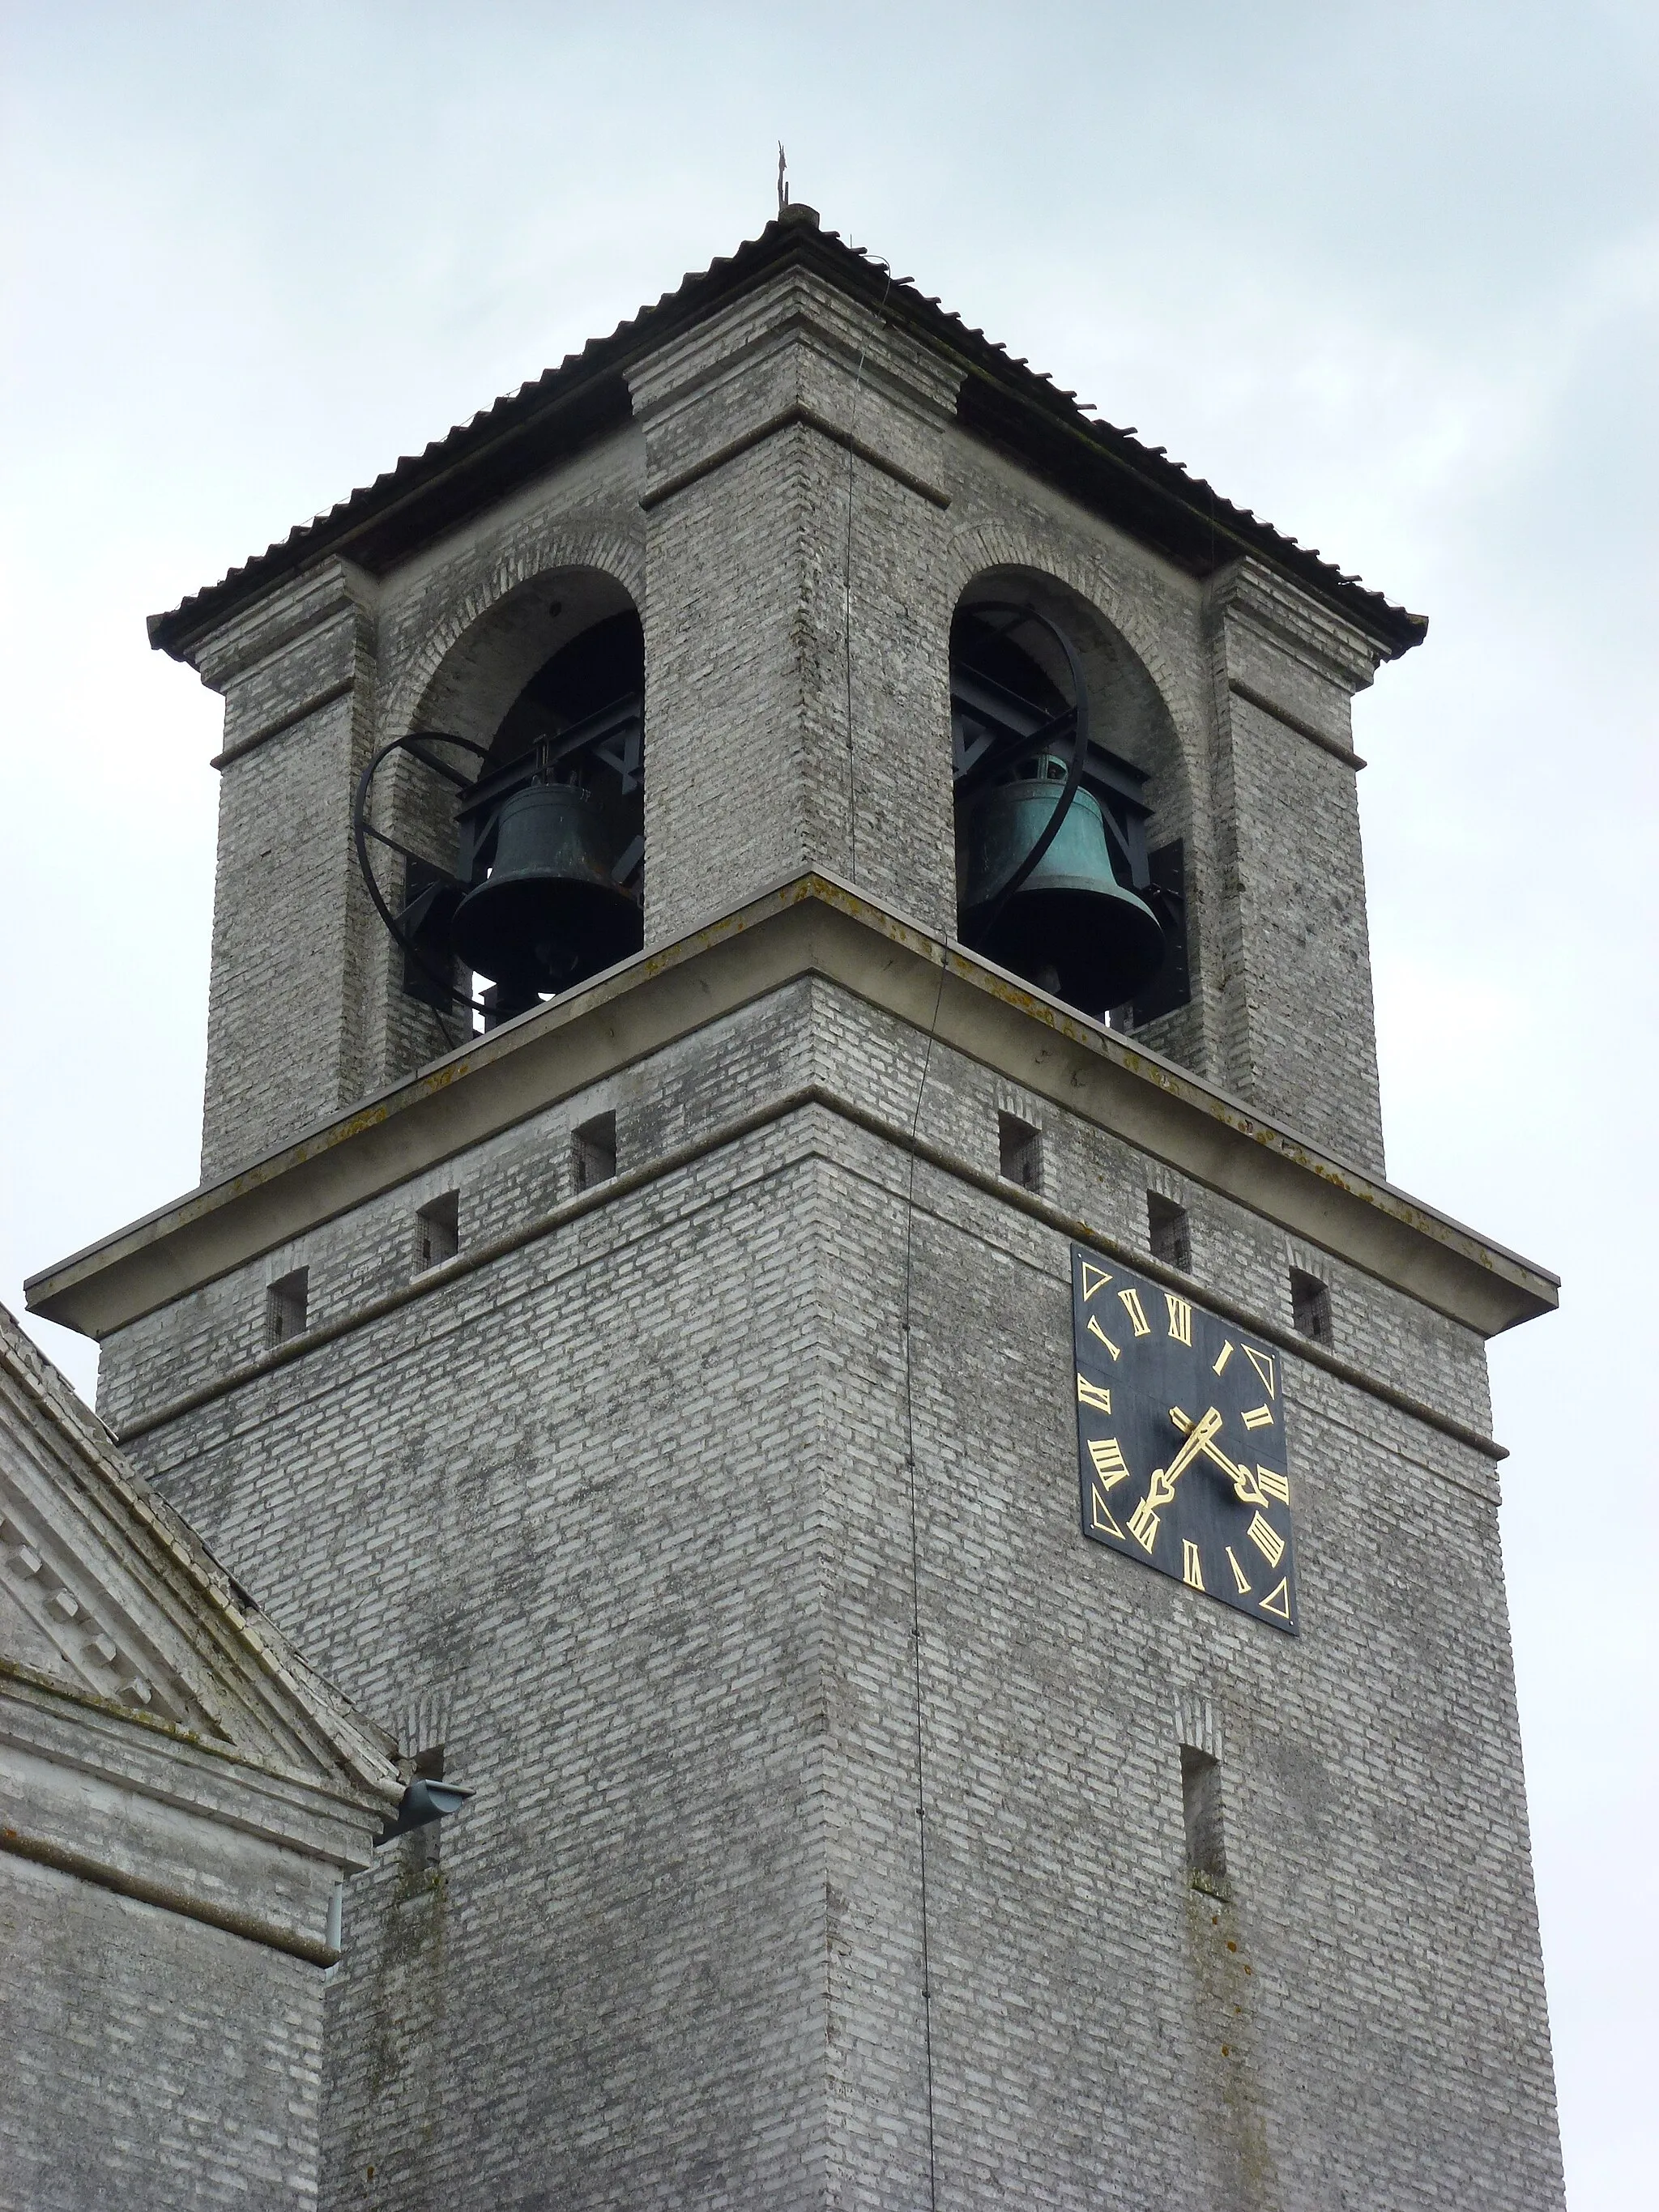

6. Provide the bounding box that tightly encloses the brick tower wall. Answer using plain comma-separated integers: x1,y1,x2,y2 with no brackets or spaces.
174,269,1391,1189
99,978,1563,2210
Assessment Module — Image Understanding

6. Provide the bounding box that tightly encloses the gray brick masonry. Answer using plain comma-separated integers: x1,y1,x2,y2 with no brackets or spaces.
32,229,1561,2208
1,1860,327,2212
0,1298,401,2211
96,978,1561,2209
174,269,1392,1186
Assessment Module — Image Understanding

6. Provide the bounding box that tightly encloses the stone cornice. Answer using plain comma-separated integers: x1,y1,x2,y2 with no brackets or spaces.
24,876,1557,1344
1207,556,1384,694
0,1665,389,1963
180,556,377,693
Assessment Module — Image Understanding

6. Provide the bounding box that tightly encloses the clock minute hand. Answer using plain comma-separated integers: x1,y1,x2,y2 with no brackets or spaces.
1146,1405,1226,1507
1169,1404,1268,1508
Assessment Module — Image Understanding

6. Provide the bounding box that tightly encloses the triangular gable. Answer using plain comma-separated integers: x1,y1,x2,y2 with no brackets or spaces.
0,1303,397,1807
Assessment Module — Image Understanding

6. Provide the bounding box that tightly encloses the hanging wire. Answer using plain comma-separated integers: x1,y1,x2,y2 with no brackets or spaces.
841,250,940,2200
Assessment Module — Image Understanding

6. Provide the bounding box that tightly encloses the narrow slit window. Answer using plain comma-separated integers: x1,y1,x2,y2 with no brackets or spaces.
1290,1268,1333,1345
573,1111,617,1193
416,1192,459,1272
1181,1746,1227,1889
266,1268,309,1349
997,1112,1043,1193
1147,1192,1191,1272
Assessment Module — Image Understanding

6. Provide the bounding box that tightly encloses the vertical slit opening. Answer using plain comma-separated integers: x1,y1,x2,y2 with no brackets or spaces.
997,1111,1043,1193
1147,1192,1191,1272
1290,1267,1333,1345
1182,1745,1228,1890
265,1268,309,1349
416,1191,460,1272
573,1111,617,1193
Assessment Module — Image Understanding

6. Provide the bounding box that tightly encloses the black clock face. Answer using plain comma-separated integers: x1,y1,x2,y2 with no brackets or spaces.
1072,1245,1299,1634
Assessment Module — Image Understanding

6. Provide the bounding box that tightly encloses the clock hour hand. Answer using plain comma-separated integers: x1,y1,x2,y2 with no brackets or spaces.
1145,1405,1226,1509
1169,1404,1268,1508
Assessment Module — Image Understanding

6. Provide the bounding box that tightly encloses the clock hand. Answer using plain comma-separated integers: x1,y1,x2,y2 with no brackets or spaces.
1169,1405,1269,1508
1145,1406,1226,1509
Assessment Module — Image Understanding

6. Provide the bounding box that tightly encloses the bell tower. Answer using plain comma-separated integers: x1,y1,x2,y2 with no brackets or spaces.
29,208,1564,2209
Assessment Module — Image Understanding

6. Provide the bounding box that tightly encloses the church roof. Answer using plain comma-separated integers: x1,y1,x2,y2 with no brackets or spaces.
0,1300,400,1809
147,211,1427,664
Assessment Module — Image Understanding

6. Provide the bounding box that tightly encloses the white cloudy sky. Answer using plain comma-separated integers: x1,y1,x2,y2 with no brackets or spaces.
2,4,1654,2200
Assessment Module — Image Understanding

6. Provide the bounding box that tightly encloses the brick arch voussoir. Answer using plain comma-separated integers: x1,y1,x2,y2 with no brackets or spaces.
388,521,646,739
943,520,1200,785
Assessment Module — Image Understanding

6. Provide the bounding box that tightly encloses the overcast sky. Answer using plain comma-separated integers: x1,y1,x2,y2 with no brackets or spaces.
2,4,1654,2201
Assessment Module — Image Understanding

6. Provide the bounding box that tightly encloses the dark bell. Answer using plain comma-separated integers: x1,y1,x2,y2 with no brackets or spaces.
958,760,1166,1015
451,782,640,1002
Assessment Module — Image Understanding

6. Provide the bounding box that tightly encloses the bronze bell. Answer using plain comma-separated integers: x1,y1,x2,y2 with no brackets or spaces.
451,781,640,1004
958,757,1166,1015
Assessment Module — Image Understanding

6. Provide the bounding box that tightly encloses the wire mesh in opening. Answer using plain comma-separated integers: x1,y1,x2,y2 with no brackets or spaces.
266,1268,309,1349
416,1192,459,1272
997,1112,1043,1194
1147,1192,1191,1272
572,1112,617,1193
1290,1268,1333,1345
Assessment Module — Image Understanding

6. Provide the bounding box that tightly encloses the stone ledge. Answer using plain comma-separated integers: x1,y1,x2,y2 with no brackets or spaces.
103,1085,1508,1468
24,873,1558,1343
0,1665,395,1963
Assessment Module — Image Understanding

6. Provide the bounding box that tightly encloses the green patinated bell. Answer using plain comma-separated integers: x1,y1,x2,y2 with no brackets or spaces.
452,780,641,1001
958,758,1166,1015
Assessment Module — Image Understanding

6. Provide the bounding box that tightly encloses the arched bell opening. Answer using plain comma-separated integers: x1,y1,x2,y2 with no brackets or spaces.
356,572,646,1038
950,576,1191,1026
454,607,645,1022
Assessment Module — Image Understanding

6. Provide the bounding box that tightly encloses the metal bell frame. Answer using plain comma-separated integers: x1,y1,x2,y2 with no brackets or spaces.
952,602,1095,939
352,729,494,1018
951,601,1172,1009
352,690,645,1025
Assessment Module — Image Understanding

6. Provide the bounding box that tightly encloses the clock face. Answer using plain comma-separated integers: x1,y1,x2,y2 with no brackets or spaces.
1071,1244,1299,1634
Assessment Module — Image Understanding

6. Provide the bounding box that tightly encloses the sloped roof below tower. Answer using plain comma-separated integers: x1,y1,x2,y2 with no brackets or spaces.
147,210,1427,665
0,1301,403,1961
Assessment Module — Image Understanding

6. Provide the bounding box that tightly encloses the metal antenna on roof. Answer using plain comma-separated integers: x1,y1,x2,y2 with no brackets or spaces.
777,142,788,216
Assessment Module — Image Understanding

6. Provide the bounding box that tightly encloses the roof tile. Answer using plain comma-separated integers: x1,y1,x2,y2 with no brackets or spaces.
150,217,1425,659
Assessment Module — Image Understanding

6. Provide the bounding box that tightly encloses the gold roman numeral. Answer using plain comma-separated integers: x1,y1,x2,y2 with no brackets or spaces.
1256,1466,1290,1506
1080,1262,1113,1302
1247,1512,1286,1568
1077,1374,1113,1413
1127,1495,1161,1553
1241,1405,1275,1431
1086,1316,1121,1360
1226,1546,1252,1595
1258,1576,1292,1621
1182,1540,1205,1591
1213,1340,1235,1376
1118,1288,1152,1337
1087,1436,1131,1489
1243,1346,1276,1398
1090,1486,1125,1540
1165,1295,1192,1346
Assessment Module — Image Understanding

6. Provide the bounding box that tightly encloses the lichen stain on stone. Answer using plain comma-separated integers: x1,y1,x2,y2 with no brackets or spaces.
1183,1887,1282,2210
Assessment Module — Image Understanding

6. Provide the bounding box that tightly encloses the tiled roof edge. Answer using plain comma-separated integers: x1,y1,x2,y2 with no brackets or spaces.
148,216,1427,663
